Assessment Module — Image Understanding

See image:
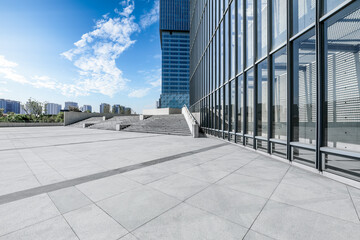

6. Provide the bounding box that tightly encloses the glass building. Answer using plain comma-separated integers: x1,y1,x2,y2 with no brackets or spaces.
159,0,190,108
189,0,360,181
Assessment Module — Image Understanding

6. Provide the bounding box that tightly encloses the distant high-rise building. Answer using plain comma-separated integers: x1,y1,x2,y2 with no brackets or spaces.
0,99,20,114
112,104,124,114
45,103,61,115
81,105,92,113
100,103,110,113
159,0,190,109
64,102,78,110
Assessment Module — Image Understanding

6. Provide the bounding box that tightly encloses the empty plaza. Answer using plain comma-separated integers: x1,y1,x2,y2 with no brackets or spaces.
0,126,359,239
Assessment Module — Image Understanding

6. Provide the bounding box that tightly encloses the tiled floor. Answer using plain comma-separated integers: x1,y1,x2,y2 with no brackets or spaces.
0,126,359,239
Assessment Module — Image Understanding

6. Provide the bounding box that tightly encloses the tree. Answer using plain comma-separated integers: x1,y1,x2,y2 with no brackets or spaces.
0,108,4,117
23,98,43,117
125,108,131,115
112,105,117,114
68,106,81,112
103,104,110,113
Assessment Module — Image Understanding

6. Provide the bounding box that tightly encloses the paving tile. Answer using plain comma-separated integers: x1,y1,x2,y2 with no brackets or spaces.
48,187,92,214
234,162,289,181
348,186,360,199
0,216,78,240
154,159,198,173
132,203,248,240
271,182,359,223
0,194,60,237
122,166,173,184
64,204,128,240
186,185,267,228
179,165,230,183
118,233,138,240
251,200,360,240
76,175,141,202
199,157,252,173
243,230,276,240
217,173,280,199
148,174,210,201
98,186,180,231
0,175,40,196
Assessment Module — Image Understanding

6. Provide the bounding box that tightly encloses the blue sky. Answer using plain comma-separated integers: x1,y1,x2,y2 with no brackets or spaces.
0,0,161,113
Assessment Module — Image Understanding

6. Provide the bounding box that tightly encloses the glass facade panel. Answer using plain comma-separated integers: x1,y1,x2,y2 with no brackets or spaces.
257,59,268,137
220,22,224,84
272,0,287,49
237,75,244,133
230,80,236,132
246,69,254,135
292,147,316,166
237,0,244,73
246,0,254,67
272,47,287,140
324,154,360,180
325,6,360,153
231,1,236,78
257,0,267,59
219,88,223,131
225,12,229,82
293,29,316,145
324,0,347,14
224,83,229,131
293,0,315,34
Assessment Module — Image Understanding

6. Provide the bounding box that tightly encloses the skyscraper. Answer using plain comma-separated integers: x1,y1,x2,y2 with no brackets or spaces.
0,99,20,114
64,102,78,110
190,0,360,181
100,103,110,113
45,103,61,115
159,0,190,109
81,105,92,113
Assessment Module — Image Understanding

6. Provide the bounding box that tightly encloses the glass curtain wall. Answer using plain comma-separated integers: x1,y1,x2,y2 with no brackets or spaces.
189,0,360,181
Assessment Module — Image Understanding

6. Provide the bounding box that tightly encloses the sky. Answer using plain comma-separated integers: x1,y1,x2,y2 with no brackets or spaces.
0,0,161,113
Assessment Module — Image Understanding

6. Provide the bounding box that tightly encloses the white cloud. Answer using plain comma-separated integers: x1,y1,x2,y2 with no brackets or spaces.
140,0,159,29
60,0,139,97
0,0,161,99
128,88,150,98
0,87,10,96
0,55,18,68
0,56,28,84
31,75,57,90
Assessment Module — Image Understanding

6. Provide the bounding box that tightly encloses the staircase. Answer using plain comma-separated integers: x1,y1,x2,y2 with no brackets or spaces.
123,114,191,136
68,117,105,128
89,116,140,130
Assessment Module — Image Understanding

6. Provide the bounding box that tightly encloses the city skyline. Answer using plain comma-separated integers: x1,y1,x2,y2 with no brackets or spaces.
0,0,162,113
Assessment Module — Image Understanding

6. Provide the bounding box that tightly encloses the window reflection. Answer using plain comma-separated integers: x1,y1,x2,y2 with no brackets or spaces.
257,0,267,59
237,0,244,73
293,0,315,34
246,0,254,67
272,0,287,49
293,29,316,145
237,75,244,133
257,60,268,137
272,47,287,140
323,0,347,15
246,69,255,135
230,80,236,132
325,6,360,153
